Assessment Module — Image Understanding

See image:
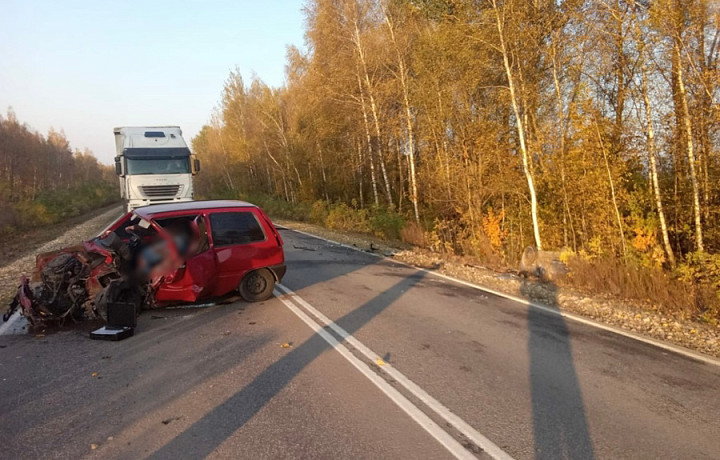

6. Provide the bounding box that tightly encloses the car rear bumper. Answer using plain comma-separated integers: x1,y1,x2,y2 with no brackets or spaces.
268,263,286,282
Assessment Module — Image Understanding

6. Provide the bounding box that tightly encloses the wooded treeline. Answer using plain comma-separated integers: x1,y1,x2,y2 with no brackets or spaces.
194,0,719,273
0,110,117,232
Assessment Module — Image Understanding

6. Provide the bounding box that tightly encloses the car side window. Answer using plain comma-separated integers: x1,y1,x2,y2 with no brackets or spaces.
209,211,266,247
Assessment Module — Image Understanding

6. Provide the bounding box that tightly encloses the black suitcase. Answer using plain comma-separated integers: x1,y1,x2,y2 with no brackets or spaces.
90,300,137,341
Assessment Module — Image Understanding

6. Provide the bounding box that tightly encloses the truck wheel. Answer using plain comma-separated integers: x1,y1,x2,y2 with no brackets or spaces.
239,269,275,302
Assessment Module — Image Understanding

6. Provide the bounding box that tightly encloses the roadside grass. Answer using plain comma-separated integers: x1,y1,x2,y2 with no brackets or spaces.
0,183,119,237
565,255,718,324
0,203,121,267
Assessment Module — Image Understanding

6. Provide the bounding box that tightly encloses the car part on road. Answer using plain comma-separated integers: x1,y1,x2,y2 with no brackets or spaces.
89,326,135,341
91,297,138,341
519,246,568,281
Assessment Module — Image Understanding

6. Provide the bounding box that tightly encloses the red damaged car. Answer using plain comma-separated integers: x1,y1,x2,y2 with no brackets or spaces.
5,200,286,327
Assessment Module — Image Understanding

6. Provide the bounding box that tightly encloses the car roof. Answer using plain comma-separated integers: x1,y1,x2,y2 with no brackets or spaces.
133,200,258,218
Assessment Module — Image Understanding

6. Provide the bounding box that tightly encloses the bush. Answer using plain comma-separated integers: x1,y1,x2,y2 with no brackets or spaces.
401,222,426,246
0,182,119,237
232,192,312,222
200,190,411,241
35,183,117,220
13,201,53,228
676,252,720,289
309,200,329,225
565,253,720,322
426,218,462,254
460,232,504,265
325,202,370,233
675,252,720,323
370,208,404,240
234,193,409,241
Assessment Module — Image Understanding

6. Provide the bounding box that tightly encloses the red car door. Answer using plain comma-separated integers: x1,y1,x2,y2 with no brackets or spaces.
155,215,218,303
207,208,282,296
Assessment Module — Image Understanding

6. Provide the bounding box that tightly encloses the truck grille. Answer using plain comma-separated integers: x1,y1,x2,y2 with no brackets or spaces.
140,184,183,198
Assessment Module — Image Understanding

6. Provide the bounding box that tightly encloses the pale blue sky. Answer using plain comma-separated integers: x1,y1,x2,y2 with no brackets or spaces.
0,0,306,163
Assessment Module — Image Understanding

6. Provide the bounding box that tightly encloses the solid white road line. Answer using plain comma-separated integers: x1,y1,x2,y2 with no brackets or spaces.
272,288,484,460
285,228,720,367
275,284,514,460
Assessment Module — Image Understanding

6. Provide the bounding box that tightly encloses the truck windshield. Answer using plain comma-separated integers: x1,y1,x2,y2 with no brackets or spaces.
125,158,190,175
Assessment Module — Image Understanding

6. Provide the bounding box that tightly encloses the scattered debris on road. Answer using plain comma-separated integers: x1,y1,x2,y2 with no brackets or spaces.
161,416,184,425
292,245,316,251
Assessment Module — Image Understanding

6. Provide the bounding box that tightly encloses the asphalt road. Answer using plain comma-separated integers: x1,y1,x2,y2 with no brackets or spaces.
1,228,719,459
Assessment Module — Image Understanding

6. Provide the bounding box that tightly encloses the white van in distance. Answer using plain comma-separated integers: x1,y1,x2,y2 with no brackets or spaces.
113,126,200,212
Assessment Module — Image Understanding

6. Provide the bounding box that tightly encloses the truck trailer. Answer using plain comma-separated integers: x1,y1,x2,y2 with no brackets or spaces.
113,126,200,212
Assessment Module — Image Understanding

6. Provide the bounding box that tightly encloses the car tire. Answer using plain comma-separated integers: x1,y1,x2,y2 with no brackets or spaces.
238,269,275,302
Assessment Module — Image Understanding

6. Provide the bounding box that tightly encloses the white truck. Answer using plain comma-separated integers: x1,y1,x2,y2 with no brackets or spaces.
113,126,200,212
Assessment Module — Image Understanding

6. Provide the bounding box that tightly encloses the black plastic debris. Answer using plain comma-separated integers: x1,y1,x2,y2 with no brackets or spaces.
90,300,137,341
90,326,134,341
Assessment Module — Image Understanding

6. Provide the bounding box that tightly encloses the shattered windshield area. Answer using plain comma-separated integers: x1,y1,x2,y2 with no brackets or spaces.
111,215,157,240
125,157,190,175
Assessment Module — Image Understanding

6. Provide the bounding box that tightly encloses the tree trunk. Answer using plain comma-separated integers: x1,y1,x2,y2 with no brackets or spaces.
317,142,330,202
641,61,676,265
675,40,704,252
396,140,404,213
357,141,365,208
594,116,627,256
551,38,578,251
384,11,420,223
357,73,380,207
218,131,236,192
353,22,394,208
492,0,542,250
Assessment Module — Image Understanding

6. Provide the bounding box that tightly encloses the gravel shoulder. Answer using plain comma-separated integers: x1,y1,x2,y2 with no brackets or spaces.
0,205,123,307
275,218,720,359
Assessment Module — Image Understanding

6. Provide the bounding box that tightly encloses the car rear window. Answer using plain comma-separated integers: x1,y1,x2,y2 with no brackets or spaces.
209,211,265,246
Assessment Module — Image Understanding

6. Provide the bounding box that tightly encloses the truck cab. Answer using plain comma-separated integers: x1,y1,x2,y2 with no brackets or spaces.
113,126,200,212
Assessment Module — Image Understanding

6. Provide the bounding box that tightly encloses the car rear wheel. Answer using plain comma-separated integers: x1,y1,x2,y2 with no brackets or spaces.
239,269,275,302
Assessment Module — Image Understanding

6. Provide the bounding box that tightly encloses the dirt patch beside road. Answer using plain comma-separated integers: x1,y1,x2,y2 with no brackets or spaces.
276,218,720,359
0,205,122,306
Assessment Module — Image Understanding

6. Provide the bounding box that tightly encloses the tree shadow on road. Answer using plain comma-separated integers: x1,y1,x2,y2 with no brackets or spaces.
147,269,427,460
520,279,595,460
